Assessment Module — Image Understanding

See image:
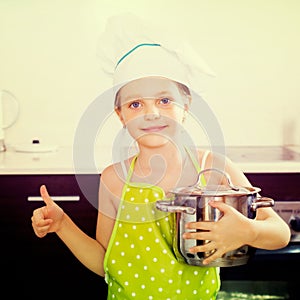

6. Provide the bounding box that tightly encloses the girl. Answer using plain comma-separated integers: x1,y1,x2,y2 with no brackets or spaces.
32,75,290,299
31,16,290,300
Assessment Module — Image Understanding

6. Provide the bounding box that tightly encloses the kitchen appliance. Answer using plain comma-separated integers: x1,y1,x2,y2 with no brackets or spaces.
0,89,19,151
219,196,300,300
156,168,275,267
273,201,300,242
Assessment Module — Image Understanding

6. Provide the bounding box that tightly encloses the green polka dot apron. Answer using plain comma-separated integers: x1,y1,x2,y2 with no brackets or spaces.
104,150,220,299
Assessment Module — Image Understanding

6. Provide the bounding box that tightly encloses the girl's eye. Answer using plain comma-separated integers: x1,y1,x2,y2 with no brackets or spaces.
159,97,172,105
129,101,142,109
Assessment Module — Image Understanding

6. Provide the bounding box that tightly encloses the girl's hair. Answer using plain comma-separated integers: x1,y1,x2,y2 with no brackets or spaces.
114,79,191,110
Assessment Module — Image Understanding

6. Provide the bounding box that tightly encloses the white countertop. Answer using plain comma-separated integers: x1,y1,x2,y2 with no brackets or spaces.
0,145,300,175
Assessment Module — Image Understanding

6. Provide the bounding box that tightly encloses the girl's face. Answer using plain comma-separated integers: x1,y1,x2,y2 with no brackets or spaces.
115,77,189,148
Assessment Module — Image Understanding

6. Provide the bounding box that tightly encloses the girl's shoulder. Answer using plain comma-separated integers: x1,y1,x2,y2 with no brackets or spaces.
194,148,250,186
100,156,136,187
99,158,136,210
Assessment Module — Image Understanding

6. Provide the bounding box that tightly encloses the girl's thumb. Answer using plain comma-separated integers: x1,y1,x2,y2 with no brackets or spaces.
40,185,53,206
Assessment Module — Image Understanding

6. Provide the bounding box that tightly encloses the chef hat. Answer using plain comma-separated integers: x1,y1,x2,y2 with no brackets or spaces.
97,13,216,95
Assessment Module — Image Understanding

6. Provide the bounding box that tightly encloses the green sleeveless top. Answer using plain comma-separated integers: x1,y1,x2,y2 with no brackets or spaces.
103,150,220,299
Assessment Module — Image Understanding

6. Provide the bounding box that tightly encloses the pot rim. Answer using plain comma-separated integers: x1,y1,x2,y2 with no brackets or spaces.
169,185,261,197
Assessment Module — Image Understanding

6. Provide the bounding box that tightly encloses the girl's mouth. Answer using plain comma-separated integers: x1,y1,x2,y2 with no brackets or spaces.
141,125,168,133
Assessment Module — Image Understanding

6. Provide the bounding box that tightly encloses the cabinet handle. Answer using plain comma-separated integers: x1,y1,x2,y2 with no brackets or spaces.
27,196,80,201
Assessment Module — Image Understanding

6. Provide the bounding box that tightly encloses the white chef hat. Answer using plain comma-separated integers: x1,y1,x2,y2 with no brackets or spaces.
97,13,216,95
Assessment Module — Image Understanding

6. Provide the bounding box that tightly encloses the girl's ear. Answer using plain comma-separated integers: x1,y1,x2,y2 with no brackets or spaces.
183,96,191,115
182,101,190,124
114,106,125,127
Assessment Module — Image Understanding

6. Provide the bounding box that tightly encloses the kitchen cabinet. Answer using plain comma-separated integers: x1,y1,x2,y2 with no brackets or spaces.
219,172,300,300
0,174,107,299
1,146,299,298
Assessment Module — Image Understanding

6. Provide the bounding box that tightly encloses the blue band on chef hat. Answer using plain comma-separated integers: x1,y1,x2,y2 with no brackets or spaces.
115,43,161,69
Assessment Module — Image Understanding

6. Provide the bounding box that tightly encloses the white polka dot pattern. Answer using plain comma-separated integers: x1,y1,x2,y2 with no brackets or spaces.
104,183,220,299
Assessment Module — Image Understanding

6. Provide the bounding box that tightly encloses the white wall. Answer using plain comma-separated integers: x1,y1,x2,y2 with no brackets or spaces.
0,0,299,149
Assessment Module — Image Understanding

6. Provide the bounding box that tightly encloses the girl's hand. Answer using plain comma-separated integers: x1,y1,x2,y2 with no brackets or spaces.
183,200,254,265
31,185,64,238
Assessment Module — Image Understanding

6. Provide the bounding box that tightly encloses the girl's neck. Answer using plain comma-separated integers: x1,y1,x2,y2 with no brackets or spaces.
137,141,186,164
133,142,187,182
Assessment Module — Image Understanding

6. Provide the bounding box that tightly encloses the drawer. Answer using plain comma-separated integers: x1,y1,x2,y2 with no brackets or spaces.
0,174,99,200
0,174,101,235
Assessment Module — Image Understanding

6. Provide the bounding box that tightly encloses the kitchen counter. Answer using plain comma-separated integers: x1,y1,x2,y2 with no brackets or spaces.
0,145,299,175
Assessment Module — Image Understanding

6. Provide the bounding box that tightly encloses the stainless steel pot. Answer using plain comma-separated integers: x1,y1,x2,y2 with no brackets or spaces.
156,168,274,267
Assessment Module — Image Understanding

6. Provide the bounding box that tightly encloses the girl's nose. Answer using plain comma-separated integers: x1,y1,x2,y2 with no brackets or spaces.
144,103,160,120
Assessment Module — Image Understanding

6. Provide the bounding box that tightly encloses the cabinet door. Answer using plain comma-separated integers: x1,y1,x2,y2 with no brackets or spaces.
245,172,300,201
0,174,107,299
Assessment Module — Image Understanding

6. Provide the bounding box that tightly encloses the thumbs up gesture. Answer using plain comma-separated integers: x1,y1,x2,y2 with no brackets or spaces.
31,185,64,238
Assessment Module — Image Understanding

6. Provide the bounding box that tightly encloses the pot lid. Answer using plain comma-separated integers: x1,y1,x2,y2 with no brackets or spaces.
170,168,261,196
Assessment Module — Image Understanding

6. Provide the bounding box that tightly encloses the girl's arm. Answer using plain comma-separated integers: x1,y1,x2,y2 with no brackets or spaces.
31,185,107,276
222,155,290,247
55,212,106,276
183,152,291,265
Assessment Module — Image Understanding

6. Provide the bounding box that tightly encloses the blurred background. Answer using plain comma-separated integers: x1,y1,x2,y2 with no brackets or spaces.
0,0,299,149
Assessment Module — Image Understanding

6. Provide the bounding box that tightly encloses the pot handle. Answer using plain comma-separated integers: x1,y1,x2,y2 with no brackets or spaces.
155,200,196,215
192,168,239,191
250,197,275,211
